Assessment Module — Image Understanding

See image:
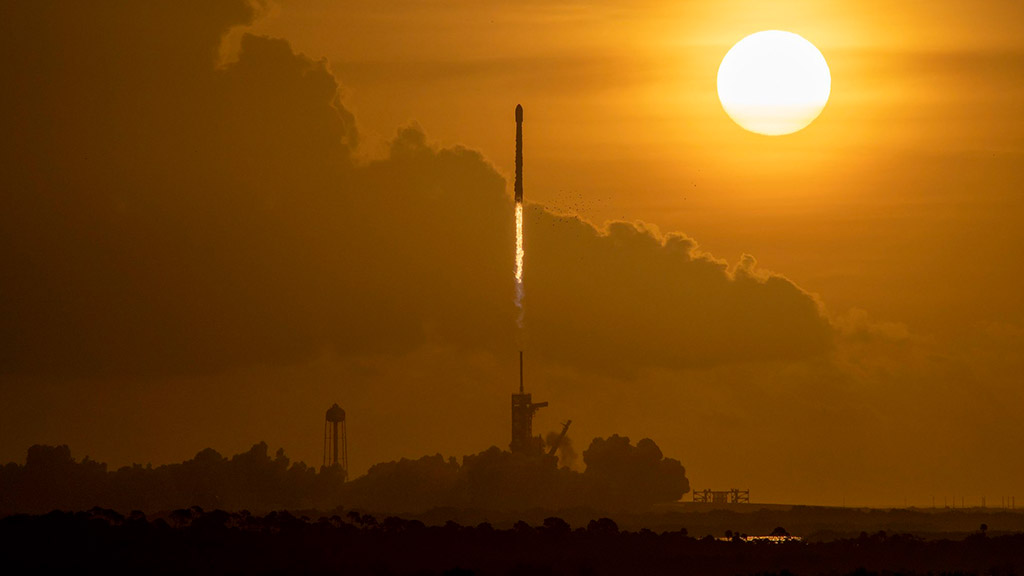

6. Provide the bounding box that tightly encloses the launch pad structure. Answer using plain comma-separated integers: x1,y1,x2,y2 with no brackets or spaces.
692,488,750,504
510,351,549,454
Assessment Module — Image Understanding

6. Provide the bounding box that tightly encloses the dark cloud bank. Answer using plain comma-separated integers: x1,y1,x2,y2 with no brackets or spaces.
1,0,833,380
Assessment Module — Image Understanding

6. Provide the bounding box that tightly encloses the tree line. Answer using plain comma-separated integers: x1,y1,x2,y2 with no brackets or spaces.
1,507,1020,575
0,435,688,514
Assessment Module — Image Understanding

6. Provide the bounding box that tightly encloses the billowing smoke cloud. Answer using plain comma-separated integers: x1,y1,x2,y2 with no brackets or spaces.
337,434,687,513
582,435,689,509
545,431,578,469
0,0,832,382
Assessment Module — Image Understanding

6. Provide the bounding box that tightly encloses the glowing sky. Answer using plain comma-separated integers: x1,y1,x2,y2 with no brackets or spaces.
241,0,1024,335
2,0,1023,507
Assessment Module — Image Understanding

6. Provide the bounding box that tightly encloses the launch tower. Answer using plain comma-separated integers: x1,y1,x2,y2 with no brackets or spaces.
510,351,547,453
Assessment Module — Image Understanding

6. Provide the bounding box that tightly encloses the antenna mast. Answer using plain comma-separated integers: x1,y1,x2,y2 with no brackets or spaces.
519,350,524,394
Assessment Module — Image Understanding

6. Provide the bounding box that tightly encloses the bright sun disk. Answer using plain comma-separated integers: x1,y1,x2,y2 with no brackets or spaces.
717,30,831,136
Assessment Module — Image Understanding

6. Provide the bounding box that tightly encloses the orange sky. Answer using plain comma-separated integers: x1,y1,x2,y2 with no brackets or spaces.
245,0,1024,335
2,0,1023,507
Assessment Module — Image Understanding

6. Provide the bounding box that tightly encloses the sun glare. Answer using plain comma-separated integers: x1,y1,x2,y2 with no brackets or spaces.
717,30,831,136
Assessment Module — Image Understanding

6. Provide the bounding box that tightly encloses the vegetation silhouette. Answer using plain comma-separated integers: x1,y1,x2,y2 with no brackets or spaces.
0,435,688,514
2,508,1022,576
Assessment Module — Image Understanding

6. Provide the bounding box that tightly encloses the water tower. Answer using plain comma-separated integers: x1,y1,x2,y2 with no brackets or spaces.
323,403,348,481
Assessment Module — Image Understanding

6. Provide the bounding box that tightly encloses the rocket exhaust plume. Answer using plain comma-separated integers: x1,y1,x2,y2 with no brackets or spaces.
514,104,525,328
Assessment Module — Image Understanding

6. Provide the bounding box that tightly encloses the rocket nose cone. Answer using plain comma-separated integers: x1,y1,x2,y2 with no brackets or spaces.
515,104,523,123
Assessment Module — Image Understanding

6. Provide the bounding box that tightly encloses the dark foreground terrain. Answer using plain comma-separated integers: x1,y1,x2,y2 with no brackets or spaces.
3,508,1023,576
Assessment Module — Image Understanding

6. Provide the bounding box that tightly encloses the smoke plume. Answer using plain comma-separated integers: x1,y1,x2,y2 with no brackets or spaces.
545,431,578,469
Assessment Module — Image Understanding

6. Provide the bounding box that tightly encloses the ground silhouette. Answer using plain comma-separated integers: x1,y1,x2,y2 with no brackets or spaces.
0,435,688,515
2,508,1022,575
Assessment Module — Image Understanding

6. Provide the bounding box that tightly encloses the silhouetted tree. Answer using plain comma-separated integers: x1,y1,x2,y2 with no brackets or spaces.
543,516,571,536
587,517,619,536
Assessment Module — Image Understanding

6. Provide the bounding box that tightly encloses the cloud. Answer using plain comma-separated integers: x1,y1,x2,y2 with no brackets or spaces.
4,1,1024,510
0,0,833,380
527,218,832,373
2,1,360,376
833,308,910,342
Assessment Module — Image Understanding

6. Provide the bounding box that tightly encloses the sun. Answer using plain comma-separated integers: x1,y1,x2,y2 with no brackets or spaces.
717,31,831,136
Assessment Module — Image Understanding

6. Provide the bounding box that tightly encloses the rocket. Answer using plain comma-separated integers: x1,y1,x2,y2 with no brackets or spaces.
514,104,523,203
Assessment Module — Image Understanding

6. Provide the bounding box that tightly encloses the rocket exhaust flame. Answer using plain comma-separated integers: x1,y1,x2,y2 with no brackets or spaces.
513,104,525,329
515,202,524,328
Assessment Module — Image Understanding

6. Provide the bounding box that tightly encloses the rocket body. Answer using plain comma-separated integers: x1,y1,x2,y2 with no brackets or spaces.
513,104,525,328
514,104,523,203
